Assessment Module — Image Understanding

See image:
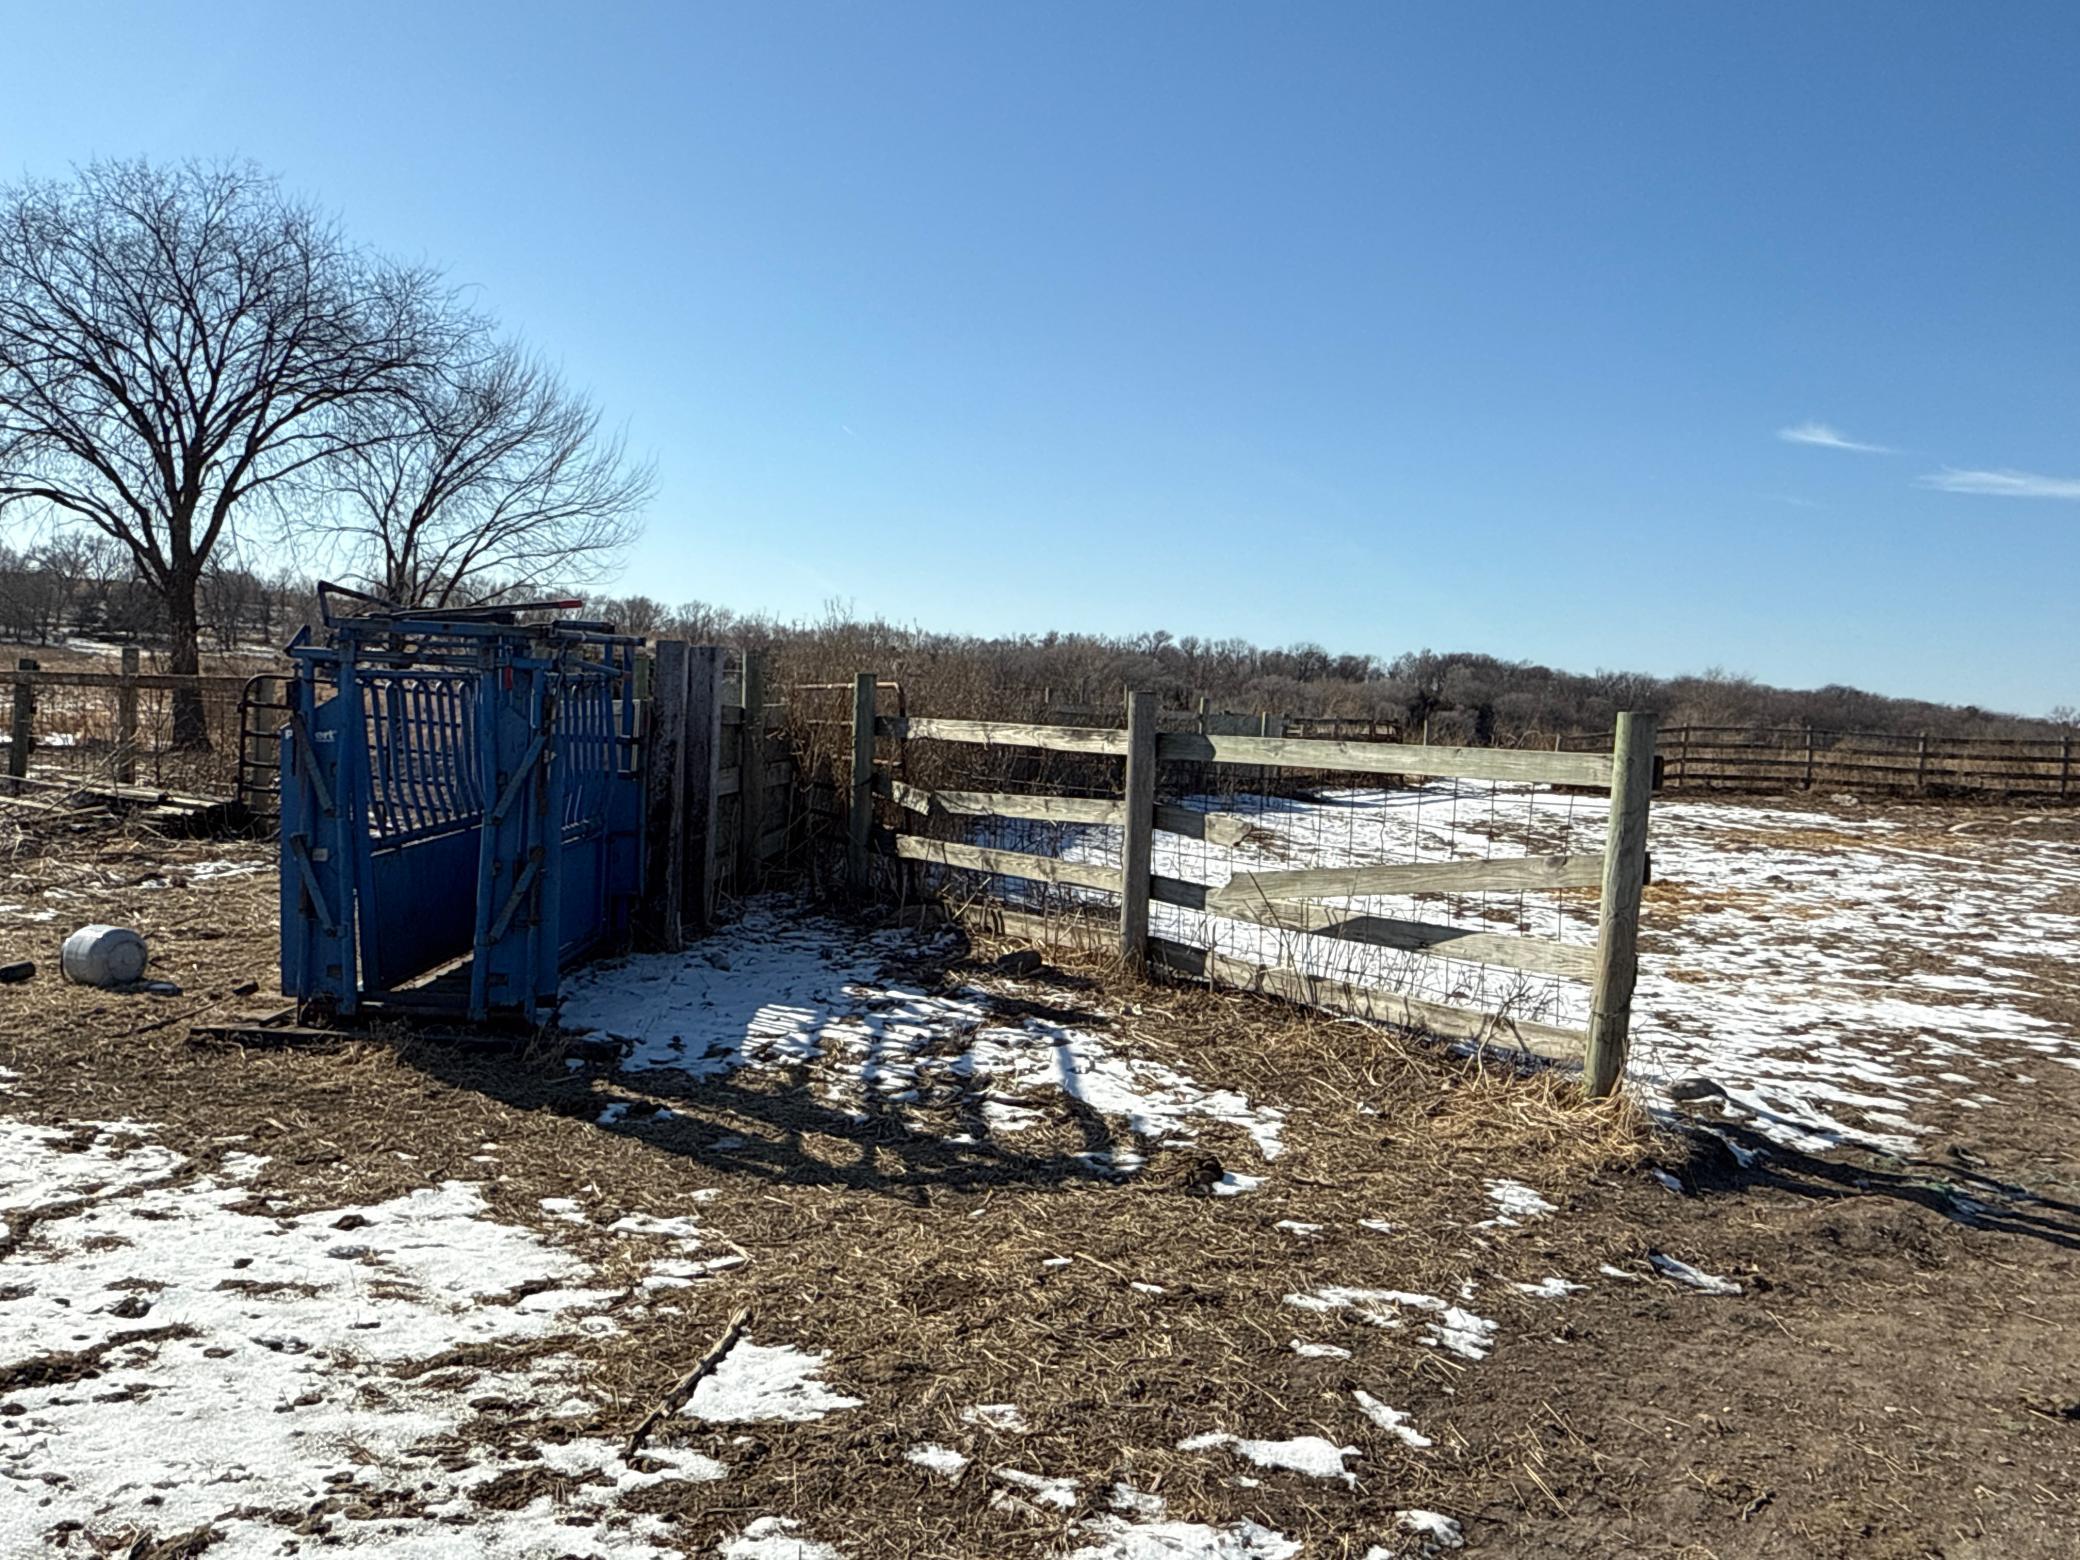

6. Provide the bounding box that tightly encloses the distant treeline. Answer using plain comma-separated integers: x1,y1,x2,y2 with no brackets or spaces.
0,538,315,655
0,550,2062,741
597,596,2076,743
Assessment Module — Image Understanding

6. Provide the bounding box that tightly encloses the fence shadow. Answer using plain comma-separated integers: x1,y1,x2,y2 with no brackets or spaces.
1687,1122,2080,1254
387,943,1153,1202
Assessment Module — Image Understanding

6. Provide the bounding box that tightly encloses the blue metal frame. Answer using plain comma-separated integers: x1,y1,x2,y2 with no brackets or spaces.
279,600,643,1023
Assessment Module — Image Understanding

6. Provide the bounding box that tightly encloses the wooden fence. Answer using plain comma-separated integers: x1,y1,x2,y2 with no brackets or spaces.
639,646,799,949
4,652,262,796
847,677,1656,1095
1561,723,2075,799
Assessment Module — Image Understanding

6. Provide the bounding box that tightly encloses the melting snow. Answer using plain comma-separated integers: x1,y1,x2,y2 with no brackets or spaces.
1285,1286,1499,1360
1353,1389,1433,1448
686,1338,862,1422
907,1442,970,1478
1512,1276,1587,1299
722,1516,849,1559
994,1466,1081,1508
1178,1430,1361,1485
562,903,1286,1169
1481,1178,1556,1224
1069,1517,1303,1559
0,1122,706,1556
1647,1252,1743,1296
1395,1509,1466,1548
962,1401,1031,1433
1290,1338,1352,1358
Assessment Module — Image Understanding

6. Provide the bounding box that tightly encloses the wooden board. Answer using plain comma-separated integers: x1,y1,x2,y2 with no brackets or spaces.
891,835,1123,894
717,759,796,798
950,902,1117,954
1152,804,1252,848
1207,853,1603,910
1155,731,1613,788
10,669,254,691
877,716,1131,756
873,776,1124,825
1148,939,1586,1062
1150,875,1594,980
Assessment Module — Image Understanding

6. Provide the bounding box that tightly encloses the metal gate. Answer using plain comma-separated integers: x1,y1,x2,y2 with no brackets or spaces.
278,587,644,1022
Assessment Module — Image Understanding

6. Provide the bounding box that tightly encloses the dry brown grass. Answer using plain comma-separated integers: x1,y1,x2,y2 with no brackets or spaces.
0,812,1705,1557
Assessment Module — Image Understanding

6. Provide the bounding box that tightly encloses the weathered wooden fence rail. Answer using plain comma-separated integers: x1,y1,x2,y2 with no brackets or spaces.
847,679,1657,1094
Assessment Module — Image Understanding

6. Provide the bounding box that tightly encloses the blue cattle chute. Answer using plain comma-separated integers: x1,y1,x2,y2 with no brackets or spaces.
278,593,643,1023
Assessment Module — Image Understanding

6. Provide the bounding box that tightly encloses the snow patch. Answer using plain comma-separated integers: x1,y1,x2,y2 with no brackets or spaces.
1178,1430,1361,1485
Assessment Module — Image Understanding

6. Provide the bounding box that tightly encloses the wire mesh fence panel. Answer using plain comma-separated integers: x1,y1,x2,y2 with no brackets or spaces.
1147,759,1601,1036
5,675,258,794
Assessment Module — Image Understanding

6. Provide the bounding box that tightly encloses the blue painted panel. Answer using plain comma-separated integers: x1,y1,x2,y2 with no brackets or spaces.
279,606,645,1023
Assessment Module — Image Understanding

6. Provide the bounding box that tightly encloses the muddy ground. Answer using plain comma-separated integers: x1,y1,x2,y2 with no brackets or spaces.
0,797,2075,1558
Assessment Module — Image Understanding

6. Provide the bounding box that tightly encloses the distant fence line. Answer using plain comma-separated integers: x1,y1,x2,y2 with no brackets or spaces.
1096,705,2077,801
3,654,262,798
1558,723,2074,800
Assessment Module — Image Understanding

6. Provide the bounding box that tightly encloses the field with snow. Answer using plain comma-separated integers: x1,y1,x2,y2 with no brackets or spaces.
1,788,2076,1556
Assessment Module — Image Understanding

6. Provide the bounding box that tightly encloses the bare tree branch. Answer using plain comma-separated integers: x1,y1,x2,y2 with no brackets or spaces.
322,335,651,608
0,158,453,741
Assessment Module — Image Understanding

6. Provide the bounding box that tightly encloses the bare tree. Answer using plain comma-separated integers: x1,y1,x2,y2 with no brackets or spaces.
0,159,449,742
326,338,650,610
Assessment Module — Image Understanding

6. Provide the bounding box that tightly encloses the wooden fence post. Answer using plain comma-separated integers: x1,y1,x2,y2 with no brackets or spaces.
8,659,36,781
1916,730,1929,791
1585,710,1657,1098
1118,690,1158,968
1802,724,1816,789
643,641,690,949
735,650,768,898
2059,733,2071,800
683,646,724,932
115,647,140,784
848,672,876,896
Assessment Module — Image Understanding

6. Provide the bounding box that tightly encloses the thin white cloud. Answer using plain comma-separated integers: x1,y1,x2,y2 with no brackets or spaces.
1777,421,1894,454
1917,467,2080,500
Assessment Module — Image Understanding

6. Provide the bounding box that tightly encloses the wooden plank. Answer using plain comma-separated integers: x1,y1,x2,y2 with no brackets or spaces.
873,775,1124,825
115,647,140,785
1152,804,1252,849
8,660,34,780
1208,852,1603,911
879,775,933,816
1156,731,1613,788
7,668,253,691
682,647,724,932
950,901,1117,954
1150,875,1594,980
891,835,1123,894
1147,939,1586,1063
1118,691,1158,967
877,715,1131,756
734,651,768,895
849,673,876,894
1585,712,1656,1096
717,761,792,798
642,640,690,950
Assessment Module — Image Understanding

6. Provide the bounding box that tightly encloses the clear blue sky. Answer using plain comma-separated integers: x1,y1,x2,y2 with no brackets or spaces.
6,2,2076,714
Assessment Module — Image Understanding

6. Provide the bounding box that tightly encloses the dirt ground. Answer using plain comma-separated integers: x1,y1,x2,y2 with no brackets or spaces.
0,799,2076,1558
